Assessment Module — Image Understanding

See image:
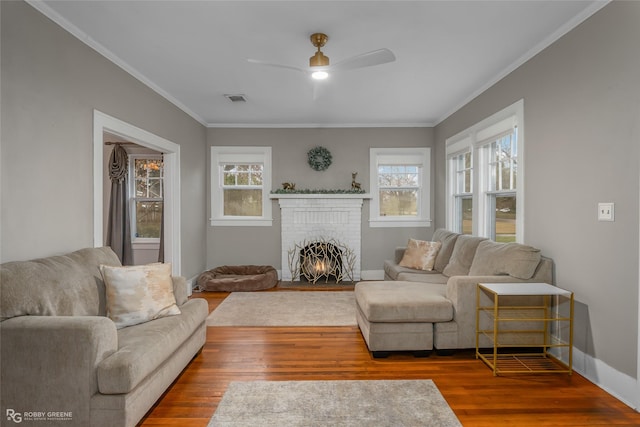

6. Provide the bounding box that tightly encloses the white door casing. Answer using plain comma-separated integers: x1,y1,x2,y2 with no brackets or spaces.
93,110,181,275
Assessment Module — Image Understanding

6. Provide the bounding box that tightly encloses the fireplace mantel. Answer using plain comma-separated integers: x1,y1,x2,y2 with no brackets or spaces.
269,193,372,200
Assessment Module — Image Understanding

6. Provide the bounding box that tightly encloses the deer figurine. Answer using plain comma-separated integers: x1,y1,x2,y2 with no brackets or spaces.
351,172,361,190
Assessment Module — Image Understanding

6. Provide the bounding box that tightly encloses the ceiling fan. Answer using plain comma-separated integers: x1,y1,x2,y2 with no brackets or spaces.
248,33,396,80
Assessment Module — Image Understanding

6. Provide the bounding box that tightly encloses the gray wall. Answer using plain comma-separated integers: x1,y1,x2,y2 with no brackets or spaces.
206,127,434,271
1,1,207,279
435,2,640,378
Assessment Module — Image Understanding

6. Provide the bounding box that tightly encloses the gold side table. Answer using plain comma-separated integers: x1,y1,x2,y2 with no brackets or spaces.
476,282,574,375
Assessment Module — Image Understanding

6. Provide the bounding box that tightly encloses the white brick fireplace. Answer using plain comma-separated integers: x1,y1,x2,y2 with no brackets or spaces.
270,194,371,281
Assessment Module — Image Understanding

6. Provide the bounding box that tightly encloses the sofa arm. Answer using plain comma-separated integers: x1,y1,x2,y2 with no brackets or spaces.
1,316,117,425
172,276,189,306
445,276,532,348
394,247,407,264
446,275,533,310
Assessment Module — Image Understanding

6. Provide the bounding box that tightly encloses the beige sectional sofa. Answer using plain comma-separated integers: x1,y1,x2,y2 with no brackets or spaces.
355,229,553,356
0,247,208,427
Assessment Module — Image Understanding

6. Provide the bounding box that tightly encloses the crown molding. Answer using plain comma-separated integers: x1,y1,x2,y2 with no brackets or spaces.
206,122,434,129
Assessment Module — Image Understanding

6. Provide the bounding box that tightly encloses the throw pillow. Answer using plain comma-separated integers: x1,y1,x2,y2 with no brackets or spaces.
100,263,181,329
432,229,460,272
468,240,542,280
398,239,442,271
442,235,487,277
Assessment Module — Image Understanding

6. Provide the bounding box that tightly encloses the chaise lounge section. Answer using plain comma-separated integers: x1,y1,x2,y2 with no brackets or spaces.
355,229,553,356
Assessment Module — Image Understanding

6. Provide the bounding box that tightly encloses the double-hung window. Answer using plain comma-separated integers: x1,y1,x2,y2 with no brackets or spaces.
451,150,473,235
483,130,517,242
369,147,431,228
129,155,163,241
210,146,272,226
446,99,523,242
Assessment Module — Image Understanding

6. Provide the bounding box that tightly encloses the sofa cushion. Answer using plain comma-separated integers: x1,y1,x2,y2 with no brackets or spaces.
0,247,121,320
469,240,542,280
398,239,441,271
384,260,441,281
354,281,453,323
396,271,449,284
432,229,460,272
442,235,487,277
100,263,181,329
97,298,205,394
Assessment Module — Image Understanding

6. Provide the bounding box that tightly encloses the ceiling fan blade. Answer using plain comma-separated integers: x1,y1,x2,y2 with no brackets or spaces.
331,48,396,72
247,58,306,74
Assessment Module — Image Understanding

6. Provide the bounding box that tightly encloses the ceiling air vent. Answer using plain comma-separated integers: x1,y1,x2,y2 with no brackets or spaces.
224,94,247,103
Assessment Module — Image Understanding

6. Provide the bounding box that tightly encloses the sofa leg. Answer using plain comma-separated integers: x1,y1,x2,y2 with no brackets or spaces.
436,348,455,356
192,345,204,360
372,351,391,359
413,350,431,358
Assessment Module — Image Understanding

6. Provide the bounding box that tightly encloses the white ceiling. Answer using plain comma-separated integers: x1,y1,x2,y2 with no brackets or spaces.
32,1,606,128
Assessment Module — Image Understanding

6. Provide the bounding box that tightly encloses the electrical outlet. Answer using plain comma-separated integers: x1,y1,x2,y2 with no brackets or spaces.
598,202,614,221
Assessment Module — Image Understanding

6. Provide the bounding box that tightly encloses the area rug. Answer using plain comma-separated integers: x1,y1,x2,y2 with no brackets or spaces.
208,380,462,427
206,291,356,326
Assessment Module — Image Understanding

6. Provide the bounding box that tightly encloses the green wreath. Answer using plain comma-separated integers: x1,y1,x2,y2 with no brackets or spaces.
307,146,332,171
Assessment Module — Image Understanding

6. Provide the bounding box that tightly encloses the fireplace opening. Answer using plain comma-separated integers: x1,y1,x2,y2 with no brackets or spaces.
287,237,355,284
299,241,343,283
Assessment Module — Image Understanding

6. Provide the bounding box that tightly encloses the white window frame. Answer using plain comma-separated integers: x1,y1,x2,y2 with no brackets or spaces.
450,150,473,234
369,147,431,228
482,131,518,240
129,154,163,245
445,99,524,242
210,146,272,226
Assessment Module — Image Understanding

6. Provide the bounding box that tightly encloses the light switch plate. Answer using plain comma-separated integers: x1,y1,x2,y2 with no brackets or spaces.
598,202,614,221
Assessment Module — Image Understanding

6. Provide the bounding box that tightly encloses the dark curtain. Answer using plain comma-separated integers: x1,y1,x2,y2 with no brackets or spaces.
105,145,133,265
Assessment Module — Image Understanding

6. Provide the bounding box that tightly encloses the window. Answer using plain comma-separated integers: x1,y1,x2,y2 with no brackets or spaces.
369,147,431,228
129,155,163,241
446,99,523,242
485,131,517,242
210,146,272,226
451,151,473,235
222,164,263,216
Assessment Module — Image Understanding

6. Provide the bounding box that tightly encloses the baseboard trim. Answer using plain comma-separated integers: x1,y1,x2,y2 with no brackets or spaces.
572,346,638,410
186,275,198,296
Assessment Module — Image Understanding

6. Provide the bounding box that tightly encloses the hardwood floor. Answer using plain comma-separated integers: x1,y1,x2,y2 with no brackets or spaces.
140,289,640,426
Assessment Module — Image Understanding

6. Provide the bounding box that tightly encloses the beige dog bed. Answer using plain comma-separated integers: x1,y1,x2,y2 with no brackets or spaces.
197,265,278,292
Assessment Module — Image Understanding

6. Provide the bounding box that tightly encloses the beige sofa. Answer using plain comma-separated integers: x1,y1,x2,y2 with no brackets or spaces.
0,247,208,427
355,229,553,356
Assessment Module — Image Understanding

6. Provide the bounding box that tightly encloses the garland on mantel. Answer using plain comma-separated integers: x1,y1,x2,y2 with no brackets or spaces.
271,188,366,194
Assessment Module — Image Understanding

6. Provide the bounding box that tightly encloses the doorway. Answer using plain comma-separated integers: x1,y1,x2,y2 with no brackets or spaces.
93,110,182,275
103,138,164,265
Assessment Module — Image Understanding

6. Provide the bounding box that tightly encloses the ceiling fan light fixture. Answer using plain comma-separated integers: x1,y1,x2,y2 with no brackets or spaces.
247,31,395,86
309,51,330,68
309,33,330,69
311,70,329,80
